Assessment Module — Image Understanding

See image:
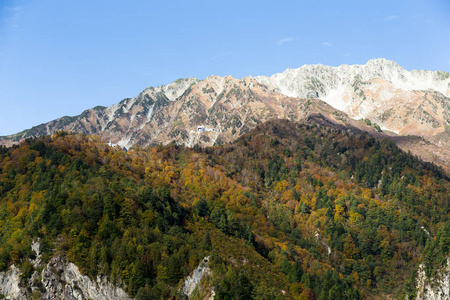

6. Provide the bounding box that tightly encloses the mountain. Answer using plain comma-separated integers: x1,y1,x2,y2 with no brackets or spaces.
0,119,449,299
1,59,449,170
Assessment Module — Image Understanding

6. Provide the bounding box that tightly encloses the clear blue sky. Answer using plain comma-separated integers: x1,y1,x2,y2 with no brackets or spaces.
1,0,449,136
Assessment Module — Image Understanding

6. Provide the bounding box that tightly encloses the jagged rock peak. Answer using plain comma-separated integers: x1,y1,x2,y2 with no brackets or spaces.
157,76,200,101
257,58,449,96
365,58,401,68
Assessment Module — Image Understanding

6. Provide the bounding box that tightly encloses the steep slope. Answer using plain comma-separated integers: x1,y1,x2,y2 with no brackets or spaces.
1,59,449,170
0,77,352,149
256,58,450,151
413,258,450,300
0,77,199,148
0,119,449,299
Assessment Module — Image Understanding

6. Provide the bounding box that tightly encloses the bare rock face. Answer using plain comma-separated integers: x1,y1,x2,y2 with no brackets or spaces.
415,259,450,300
0,265,25,299
1,59,449,170
42,255,130,300
0,254,130,300
181,256,214,300
257,58,449,140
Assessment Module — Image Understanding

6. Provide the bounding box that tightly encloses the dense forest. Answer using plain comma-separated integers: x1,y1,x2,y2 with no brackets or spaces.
0,117,449,299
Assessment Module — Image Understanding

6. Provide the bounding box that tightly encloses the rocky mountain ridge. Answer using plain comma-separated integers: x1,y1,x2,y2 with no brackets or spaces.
258,58,450,135
2,59,449,169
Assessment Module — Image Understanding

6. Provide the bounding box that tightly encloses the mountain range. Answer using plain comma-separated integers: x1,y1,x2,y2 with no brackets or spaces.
2,58,449,171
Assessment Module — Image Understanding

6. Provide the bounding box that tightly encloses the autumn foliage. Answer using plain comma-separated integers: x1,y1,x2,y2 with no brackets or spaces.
0,119,448,299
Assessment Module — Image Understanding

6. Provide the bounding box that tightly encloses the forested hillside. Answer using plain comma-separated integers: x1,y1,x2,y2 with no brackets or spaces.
0,118,449,299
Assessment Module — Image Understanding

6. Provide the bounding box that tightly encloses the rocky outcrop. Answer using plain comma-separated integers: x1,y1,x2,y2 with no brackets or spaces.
41,255,130,300
0,265,24,299
0,254,130,300
415,259,450,300
181,256,214,299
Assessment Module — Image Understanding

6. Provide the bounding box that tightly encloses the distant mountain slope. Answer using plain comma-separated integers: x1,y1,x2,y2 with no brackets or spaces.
1,59,449,169
257,58,450,136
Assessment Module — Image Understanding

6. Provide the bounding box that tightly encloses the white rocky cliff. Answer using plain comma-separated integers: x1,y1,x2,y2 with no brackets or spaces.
257,58,450,101
415,258,450,300
181,256,214,299
0,265,22,299
257,58,450,135
0,240,130,300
